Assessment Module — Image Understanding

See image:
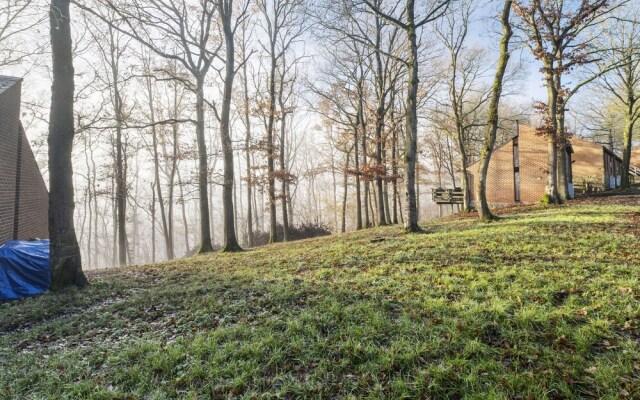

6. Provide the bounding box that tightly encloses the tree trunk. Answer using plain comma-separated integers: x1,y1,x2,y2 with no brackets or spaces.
374,14,387,226
391,119,399,224
544,65,560,203
242,54,254,247
266,42,278,244
556,69,569,202
195,76,214,253
151,182,156,263
219,7,242,252
279,108,289,242
404,4,420,232
557,110,569,201
621,99,636,189
354,96,363,230
107,26,127,266
167,86,180,255
145,74,174,260
341,148,351,233
48,0,87,289
621,118,635,189
177,169,190,253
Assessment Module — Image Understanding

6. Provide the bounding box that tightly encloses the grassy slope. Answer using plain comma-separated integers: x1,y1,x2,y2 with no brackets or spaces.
1,203,639,399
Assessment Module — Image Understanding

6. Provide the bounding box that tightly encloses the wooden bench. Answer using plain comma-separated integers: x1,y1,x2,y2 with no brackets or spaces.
432,188,464,204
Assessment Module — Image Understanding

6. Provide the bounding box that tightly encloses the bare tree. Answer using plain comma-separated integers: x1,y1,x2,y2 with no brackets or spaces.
84,9,132,265
255,0,305,243
213,0,250,252
590,10,640,188
435,0,494,212
476,0,513,221
513,0,621,203
75,0,220,253
307,38,371,231
364,0,453,232
237,16,255,247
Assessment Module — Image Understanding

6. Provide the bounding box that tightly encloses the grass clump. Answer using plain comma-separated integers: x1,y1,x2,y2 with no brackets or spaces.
1,203,639,399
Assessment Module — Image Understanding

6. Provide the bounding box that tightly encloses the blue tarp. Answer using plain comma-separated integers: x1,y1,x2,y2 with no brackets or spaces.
0,240,50,300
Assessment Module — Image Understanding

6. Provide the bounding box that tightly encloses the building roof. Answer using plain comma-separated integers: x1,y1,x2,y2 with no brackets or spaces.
0,75,22,96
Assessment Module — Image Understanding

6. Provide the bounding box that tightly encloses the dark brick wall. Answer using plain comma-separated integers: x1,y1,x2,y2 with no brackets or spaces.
0,79,49,243
631,148,640,168
517,124,549,203
469,124,548,204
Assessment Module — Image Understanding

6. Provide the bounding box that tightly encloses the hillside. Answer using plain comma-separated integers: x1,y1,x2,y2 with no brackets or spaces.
1,199,639,399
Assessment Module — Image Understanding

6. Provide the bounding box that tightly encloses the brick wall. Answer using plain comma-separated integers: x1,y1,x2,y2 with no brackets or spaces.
469,124,548,204
0,78,49,244
517,124,549,203
468,136,516,203
571,137,606,187
631,148,640,168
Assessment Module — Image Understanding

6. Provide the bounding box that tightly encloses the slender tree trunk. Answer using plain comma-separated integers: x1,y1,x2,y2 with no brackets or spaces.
370,182,377,223
151,182,156,263
107,26,127,266
544,63,560,203
404,6,420,232
557,107,569,200
177,169,190,253
90,143,98,267
279,110,289,242
48,0,87,289
383,179,391,223
416,162,420,220
391,119,399,224
477,0,512,222
219,8,242,252
195,76,214,253
341,148,351,233
354,115,363,230
374,13,387,226
145,74,174,260
556,67,569,201
83,138,92,267
621,98,636,188
242,53,254,247
266,43,278,243
167,87,180,254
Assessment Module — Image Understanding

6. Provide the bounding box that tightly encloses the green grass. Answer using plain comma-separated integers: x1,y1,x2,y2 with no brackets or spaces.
1,203,639,399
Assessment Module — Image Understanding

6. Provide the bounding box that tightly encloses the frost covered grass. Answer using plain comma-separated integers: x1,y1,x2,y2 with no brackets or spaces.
1,203,639,399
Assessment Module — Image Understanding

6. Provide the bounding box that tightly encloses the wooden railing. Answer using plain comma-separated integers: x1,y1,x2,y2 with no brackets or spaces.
630,164,640,178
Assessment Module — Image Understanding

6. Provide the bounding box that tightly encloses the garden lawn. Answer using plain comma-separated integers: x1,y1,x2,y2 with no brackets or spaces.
1,203,639,399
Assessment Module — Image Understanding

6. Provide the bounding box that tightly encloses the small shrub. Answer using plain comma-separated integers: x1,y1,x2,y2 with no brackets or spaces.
252,223,331,247
540,194,551,205
184,243,223,257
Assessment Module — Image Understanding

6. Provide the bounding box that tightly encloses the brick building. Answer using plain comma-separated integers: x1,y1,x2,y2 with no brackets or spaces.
468,123,625,205
632,149,640,174
570,136,623,190
0,76,49,244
